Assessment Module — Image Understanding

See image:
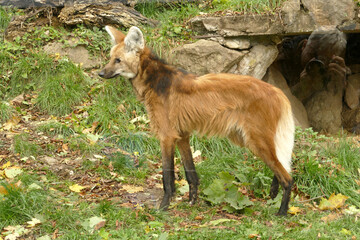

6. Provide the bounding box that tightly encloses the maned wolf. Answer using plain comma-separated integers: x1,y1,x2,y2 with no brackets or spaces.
99,26,295,216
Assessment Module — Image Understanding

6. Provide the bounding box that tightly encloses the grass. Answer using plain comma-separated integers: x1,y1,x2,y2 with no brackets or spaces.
35,59,90,116
12,134,41,157
0,101,13,123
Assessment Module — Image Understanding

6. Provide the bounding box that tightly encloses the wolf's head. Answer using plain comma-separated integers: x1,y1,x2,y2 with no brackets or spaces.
98,26,145,79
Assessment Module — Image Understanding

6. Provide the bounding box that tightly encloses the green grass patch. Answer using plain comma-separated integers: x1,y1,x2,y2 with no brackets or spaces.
37,120,74,137
13,133,42,157
35,59,90,116
0,101,13,123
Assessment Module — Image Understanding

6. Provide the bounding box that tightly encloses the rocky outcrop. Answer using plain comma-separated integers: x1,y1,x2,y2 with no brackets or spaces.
191,0,358,37
172,39,245,75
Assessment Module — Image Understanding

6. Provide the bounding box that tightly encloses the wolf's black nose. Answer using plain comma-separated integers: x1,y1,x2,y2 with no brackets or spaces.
98,71,105,78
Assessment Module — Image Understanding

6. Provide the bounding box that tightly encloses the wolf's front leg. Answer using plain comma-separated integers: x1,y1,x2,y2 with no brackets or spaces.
159,137,176,210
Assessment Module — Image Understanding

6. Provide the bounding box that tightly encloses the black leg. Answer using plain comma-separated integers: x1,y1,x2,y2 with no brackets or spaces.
270,175,279,199
159,138,176,210
177,136,199,205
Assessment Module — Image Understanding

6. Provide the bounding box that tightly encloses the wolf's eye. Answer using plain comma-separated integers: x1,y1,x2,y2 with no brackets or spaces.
115,58,121,63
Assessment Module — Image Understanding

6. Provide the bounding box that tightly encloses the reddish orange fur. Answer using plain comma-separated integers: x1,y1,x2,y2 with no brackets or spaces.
99,26,295,215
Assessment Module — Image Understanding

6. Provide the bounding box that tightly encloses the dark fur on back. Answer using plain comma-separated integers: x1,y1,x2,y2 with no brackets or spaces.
140,51,189,96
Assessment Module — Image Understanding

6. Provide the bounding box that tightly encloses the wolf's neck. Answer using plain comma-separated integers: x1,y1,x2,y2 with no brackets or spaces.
138,49,178,97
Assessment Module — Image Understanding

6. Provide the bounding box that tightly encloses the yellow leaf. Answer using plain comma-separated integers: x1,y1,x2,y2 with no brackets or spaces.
321,213,340,223
4,167,22,179
121,185,143,193
1,161,11,169
0,185,8,195
27,218,41,228
2,116,21,130
69,184,86,193
319,193,349,210
288,206,301,215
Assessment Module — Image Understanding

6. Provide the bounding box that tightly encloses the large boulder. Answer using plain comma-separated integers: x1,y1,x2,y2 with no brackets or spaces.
235,44,278,80
263,65,310,129
172,39,245,75
43,41,101,69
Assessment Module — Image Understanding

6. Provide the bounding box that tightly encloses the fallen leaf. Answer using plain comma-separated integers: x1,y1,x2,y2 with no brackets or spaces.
344,205,360,216
1,161,11,169
121,185,144,193
340,228,352,235
69,184,86,193
2,116,21,130
288,206,301,215
27,218,41,228
321,213,340,223
0,185,8,195
319,193,349,210
4,167,22,179
10,94,24,106
28,183,42,190
36,235,51,240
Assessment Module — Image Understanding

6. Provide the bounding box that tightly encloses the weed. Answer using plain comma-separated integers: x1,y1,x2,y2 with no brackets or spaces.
67,135,103,156
0,101,13,123
37,121,74,137
35,59,89,116
0,181,47,229
87,77,146,133
13,133,41,157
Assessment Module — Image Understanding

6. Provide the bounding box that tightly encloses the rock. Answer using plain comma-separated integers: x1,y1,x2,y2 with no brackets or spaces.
171,39,245,75
43,41,101,69
234,44,278,79
305,90,343,134
190,0,359,37
263,65,309,129
348,73,360,89
190,14,283,37
281,0,315,34
223,37,251,50
344,82,359,109
301,0,355,26
342,105,360,133
349,65,360,74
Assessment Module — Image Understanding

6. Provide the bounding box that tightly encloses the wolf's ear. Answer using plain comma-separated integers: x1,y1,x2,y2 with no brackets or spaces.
105,26,125,45
124,26,145,53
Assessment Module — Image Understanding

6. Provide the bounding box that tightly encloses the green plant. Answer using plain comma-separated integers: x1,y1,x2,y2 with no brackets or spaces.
0,101,13,123
203,171,253,212
37,121,74,136
293,128,360,207
0,182,47,229
13,133,41,157
35,58,89,116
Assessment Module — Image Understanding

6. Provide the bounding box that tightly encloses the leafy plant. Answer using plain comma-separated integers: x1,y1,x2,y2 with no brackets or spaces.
203,172,253,212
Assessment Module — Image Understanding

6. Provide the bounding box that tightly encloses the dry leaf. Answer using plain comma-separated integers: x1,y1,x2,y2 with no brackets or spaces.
319,193,349,210
69,184,86,193
2,116,21,130
321,213,340,223
1,161,11,169
288,206,301,215
121,185,144,193
4,167,22,179
0,185,8,195
27,218,41,228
